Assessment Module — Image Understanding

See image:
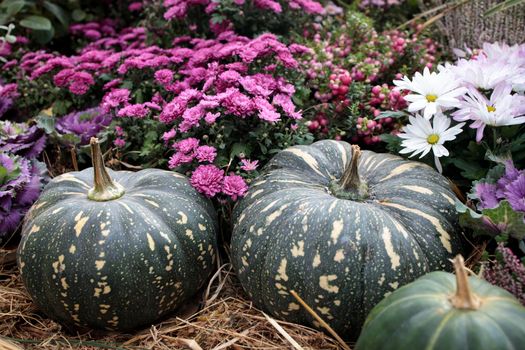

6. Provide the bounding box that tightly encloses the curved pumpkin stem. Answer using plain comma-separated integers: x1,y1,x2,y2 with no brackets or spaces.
88,137,125,201
339,145,362,191
450,255,481,310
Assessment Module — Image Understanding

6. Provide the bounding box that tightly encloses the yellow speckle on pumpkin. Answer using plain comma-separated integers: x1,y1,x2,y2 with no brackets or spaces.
333,249,345,262
330,220,344,244
144,199,160,208
313,252,321,268
74,213,89,237
382,227,400,270
28,225,40,234
319,275,339,293
291,241,305,257
95,260,106,270
276,259,288,281
146,233,155,251
176,212,188,224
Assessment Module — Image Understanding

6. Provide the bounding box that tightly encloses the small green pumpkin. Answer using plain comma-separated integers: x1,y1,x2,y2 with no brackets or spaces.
17,138,218,330
231,140,464,338
356,255,525,349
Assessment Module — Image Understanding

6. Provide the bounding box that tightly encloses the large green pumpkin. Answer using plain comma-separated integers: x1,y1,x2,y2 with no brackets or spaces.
17,139,218,330
231,140,463,338
356,255,525,349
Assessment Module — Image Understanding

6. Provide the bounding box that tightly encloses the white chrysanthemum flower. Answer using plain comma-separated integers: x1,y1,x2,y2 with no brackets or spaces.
452,85,525,142
398,113,465,173
394,67,467,120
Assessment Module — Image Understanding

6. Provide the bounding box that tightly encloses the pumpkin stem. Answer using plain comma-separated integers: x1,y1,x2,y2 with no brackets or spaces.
340,145,362,191
88,137,125,201
450,255,481,310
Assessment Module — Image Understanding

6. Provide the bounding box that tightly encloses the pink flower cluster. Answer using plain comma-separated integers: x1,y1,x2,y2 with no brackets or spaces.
168,137,217,168
10,24,307,200
191,165,248,200
302,17,438,144
163,0,323,21
95,31,307,132
483,244,525,305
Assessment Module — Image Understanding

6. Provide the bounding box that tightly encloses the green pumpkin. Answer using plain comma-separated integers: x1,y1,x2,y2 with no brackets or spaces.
356,255,525,349
231,140,464,338
17,138,218,331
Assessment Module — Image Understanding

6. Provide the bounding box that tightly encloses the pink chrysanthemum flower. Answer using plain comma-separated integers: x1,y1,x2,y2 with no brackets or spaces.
222,173,248,200
190,165,224,197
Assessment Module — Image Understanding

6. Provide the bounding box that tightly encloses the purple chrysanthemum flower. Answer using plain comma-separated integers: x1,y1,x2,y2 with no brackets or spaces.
0,153,46,238
475,182,499,210
0,121,46,158
496,160,522,198
505,174,525,212
56,107,112,145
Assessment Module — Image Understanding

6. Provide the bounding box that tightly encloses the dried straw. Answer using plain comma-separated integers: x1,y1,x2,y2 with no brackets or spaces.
0,250,344,350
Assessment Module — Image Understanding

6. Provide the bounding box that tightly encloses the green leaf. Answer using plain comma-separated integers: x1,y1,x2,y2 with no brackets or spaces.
36,113,56,134
483,201,525,240
43,1,68,27
455,201,497,237
19,15,52,30
0,165,8,184
31,25,54,44
229,142,251,159
5,0,25,17
484,0,525,17
375,110,409,120
71,8,85,22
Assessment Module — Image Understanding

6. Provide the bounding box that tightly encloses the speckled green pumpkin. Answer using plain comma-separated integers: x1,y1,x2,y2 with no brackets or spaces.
356,256,525,350
231,140,464,338
17,140,218,331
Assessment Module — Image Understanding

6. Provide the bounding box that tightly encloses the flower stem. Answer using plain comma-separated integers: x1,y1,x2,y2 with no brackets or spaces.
87,137,125,201
449,255,481,310
339,145,362,191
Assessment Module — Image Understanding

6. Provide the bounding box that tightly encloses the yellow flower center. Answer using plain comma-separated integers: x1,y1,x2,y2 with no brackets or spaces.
427,134,440,145
426,94,438,102
487,105,496,113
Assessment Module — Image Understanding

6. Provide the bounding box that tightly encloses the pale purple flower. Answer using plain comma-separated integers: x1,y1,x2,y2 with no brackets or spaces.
475,183,499,210
505,174,525,212
222,173,248,200
240,159,259,171
190,164,224,197
452,85,525,142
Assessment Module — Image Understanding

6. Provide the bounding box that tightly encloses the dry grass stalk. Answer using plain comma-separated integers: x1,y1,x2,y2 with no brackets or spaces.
0,261,343,350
